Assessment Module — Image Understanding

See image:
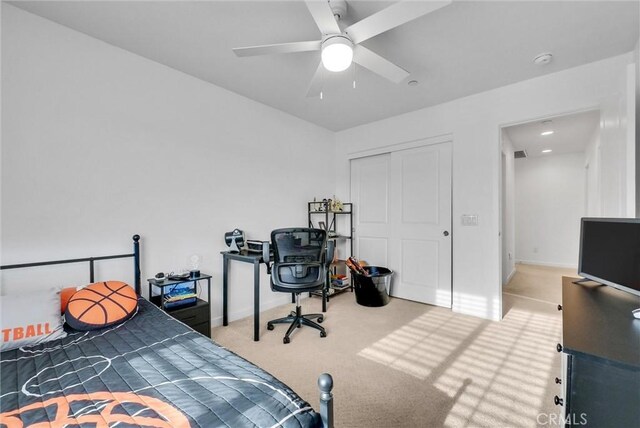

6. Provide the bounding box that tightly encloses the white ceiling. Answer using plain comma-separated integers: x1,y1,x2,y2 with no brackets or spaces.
504,109,600,158
9,1,639,131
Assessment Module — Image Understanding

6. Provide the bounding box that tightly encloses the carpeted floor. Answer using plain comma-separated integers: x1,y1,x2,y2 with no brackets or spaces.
213,265,568,427
503,263,576,304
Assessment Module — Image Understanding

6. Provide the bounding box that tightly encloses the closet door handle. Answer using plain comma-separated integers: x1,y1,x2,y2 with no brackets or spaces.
443,231,449,237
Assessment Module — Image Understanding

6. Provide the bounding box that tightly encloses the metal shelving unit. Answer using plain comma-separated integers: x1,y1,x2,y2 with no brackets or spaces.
308,200,353,300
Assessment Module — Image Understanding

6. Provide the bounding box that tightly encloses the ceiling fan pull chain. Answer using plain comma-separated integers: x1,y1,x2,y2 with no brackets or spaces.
352,63,356,89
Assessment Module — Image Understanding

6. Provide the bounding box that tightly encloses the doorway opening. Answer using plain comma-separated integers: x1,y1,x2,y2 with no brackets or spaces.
500,109,600,311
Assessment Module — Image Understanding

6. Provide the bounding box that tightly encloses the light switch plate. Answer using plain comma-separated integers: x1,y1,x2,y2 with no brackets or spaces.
461,214,478,226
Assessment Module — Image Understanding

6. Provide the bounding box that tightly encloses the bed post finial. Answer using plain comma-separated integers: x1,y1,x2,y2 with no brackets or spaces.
132,234,141,295
318,373,333,428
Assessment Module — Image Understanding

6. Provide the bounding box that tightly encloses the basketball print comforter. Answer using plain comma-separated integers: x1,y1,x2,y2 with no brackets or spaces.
0,298,322,427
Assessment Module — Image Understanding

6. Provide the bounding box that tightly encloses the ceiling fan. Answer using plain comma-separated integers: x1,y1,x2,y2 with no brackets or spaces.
233,0,451,97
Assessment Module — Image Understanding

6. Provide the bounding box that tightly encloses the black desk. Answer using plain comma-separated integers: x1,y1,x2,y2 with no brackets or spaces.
222,250,266,341
222,249,328,342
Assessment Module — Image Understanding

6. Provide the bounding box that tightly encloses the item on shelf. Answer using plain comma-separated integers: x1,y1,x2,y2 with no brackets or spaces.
189,253,201,269
331,274,350,289
189,270,200,279
247,240,266,253
154,272,166,282
168,272,190,281
224,228,245,253
330,197,343,212
163,282,197,310
164,296,197,310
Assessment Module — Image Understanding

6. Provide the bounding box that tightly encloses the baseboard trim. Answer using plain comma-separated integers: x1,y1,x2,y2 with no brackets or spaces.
503,291,559,306
211,294,296,327
515,260,578,270
503,268,516,286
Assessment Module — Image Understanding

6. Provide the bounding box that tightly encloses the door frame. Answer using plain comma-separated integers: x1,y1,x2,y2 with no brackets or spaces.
497,106,600,318
348,134,454,306
346,133,453,160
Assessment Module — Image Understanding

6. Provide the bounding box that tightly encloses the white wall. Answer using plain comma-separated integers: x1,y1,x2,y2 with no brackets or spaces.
0,5,335,325
500,131,515,284
599,62,636,217
585,125,601,216
514,153,585,268
335,53,634,321
635,37,640,216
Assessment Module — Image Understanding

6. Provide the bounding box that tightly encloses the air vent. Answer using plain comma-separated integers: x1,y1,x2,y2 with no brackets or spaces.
514,150,527,159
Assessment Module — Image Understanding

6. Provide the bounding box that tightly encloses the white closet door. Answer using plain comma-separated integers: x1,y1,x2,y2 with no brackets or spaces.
389,142,452,307
350,141,452,307
350,153,391,267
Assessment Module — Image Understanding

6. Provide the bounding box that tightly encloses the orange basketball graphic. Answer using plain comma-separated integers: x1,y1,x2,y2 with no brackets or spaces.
0,392,190,428
65,281,138,330
59,286,77,314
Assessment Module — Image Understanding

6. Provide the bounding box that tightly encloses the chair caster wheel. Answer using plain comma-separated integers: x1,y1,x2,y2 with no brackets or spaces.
267,323,274,331
283,336,290,344
320,331,327,338
317,317,323,323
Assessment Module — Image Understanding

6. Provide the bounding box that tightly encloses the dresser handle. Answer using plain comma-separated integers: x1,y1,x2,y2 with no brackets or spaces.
556,343,563,353
557,304,562,311
554,395,563,406
555,377,562,384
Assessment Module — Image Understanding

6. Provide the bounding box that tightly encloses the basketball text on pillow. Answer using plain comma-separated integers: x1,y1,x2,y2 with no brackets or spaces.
65,281,138,331
0,288,67,351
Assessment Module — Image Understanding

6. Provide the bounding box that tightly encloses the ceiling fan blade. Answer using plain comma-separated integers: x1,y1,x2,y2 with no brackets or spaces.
305,0,341,35
306,62,325,98
345,0,451,44
353,45,409,84
233,40,321,57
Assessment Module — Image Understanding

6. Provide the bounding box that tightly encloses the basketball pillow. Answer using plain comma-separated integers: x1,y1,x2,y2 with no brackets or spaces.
65,281,138,331
60,286,79,314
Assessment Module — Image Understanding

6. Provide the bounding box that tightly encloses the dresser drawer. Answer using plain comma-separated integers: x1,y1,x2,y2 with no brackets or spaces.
168,302,209,326
191,321,211,338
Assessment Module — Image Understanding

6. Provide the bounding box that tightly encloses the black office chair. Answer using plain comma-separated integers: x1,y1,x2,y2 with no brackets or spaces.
263,228,332,344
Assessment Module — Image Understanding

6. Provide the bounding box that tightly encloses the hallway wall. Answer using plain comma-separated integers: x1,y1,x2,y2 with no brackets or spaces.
515,152,586,268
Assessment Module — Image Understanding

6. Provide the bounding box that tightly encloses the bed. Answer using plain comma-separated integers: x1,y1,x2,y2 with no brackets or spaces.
0,235,333,427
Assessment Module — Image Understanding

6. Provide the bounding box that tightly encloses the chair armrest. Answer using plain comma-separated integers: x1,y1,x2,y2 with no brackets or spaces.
262,241,271,274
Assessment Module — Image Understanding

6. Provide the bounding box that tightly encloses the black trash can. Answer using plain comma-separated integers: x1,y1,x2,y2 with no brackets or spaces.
352,266,393,307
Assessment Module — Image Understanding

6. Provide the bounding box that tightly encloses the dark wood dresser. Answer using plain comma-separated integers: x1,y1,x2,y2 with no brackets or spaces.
558,276,640,427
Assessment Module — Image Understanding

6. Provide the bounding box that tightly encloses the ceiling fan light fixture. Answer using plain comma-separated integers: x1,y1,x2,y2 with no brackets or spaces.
321,36,353,72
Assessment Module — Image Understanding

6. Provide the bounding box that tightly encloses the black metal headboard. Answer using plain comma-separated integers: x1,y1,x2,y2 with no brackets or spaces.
0,235,142,294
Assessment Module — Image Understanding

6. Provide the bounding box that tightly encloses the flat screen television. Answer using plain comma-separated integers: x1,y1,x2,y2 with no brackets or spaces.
578,217,640,297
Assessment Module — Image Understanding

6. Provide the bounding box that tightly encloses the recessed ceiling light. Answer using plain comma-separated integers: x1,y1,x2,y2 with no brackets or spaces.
541,130,554,136
542,149,552,153
408,80,419,87
534,53,553,65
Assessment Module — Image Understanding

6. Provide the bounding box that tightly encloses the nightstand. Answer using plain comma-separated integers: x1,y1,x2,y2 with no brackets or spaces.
147,274,212,338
